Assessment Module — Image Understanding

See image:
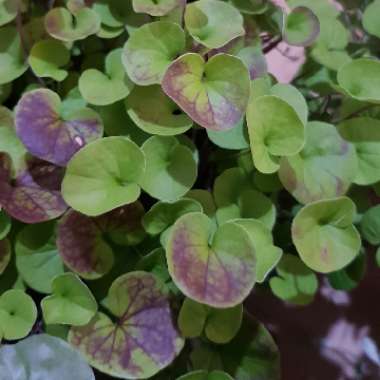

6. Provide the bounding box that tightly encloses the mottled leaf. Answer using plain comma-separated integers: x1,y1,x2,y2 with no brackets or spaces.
292,197,361,273
58,203,144,279
69,272,184,379
167,212,256,307
279,121,358,204
184,0,244,49
122,21,185,86
45,7,101,42
162,53,250,131
0,153,67,223
15,89,103,166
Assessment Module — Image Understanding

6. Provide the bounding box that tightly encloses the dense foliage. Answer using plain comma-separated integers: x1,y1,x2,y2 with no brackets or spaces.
0,0,379,378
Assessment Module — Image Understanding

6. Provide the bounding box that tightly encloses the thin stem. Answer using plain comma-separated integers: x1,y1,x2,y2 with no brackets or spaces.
263,36,282,54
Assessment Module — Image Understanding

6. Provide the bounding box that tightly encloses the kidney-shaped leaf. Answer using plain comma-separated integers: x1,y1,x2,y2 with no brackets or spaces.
219,313,280,380
62,137,145,216
179,298,243,344
0,334,95,380
79,48,132,106
0,153,68,223
140,136,197,202
292,197,361,273
15,222,64,293
0,26,28,85
133,0,183,16
29,39,70,82
143,198,202,236
338,117,380,185
233,219,282,283
167,212,256,307
279,121,358,204
58,203,144,279
162,53,250,131
42,273,97,326
284,6,320,47
337,59,380,104
270,254,318,305
360,205,380,245
0,289,37,340
123,21,185,86
69,271,184,379
15,89,103,166
45,7,101,42
363,0,380,39
126,85,193,135
184,0,244,49
247,95,305,173
177,370,233,380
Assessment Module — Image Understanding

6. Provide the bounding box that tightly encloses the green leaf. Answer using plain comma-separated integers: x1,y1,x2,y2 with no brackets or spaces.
214,168,276,230
270,254,318,305
0,0,17,26
45,6,101,42
360,204,380,245
162,53,250,131
233,219,282,283
328,253,366,291
79,48,133,106
62,136,146,216
143,198,203,236
125,85,193,135
337,59,380,103
184,0,244,49
15,222,64,294
207,120,249,150
292,197,361,273
0,25,28,85
29,39,70,81
178,298,208,338
284,6,320,47
231,0,268,15
122,21,185,86
247,95,305,174
363,0,380,38
178,298,243,343
166,212,256,307
132,0,182,16
279,121,358,204
338,117,380,185
219,314,280,380
178,371,233,380
42,273,97,326
0,334,95,379
186,189,216,217
140,136,197,201
0,289,37,340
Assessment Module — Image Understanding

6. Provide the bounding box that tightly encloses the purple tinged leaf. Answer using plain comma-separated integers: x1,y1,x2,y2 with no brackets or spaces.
0,153,67,224
69,271,184,379
162,53,250,131
15,89,103,167
57,203,145,279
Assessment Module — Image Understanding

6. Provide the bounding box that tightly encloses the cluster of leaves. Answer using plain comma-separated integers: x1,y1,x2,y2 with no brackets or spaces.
0,0,380,378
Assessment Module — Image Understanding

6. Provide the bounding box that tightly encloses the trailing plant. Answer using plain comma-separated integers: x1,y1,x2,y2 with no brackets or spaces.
0,0,379,378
